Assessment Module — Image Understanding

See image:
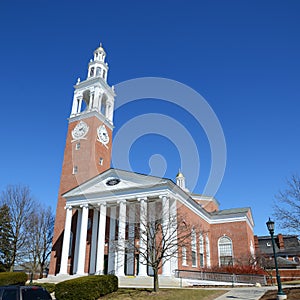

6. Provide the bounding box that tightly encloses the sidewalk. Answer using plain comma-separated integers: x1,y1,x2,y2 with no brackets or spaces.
214,286,276,300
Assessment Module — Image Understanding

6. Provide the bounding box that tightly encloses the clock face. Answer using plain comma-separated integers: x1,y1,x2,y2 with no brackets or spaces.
97,124,109,145
106,178,120,186
72,121,89,140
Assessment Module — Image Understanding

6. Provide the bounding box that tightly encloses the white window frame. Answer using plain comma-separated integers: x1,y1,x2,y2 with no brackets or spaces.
191,229,197,267
72,166,78,174
206,234,211,268
199,233,204,268
218,236,233,266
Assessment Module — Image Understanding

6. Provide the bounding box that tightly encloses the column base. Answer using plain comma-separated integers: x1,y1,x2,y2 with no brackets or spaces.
277,295,287,300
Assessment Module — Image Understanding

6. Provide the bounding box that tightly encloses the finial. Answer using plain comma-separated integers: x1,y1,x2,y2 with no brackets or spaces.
100,42,102,47
76,78,81,84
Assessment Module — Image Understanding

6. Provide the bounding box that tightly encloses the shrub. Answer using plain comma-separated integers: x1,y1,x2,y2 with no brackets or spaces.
28,282,56,293
55,275,118,300
0,272,27,285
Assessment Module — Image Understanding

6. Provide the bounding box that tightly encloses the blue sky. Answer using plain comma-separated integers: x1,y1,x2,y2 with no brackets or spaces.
0,1,299,236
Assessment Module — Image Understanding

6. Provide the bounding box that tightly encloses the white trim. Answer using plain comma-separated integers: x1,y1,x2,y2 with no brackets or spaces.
218,235,234,267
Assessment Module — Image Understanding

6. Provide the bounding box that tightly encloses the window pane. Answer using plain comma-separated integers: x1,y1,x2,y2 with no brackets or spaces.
3,289,17,300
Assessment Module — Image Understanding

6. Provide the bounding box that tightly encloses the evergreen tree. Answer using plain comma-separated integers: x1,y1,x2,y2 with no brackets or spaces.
0,204,13,271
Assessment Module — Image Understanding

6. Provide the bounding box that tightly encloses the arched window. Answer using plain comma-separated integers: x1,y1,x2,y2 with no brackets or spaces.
199,233,204,267
206,235,211,267
89,67,94,77
191,229,197,267
218,236,233,266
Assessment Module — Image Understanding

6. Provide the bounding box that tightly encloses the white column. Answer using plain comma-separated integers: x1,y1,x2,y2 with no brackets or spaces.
105,101,110,119
89,209,99,274
170,198,178,274
73,208,82,274
108,206,116,274
161,195,171,276
76,204,89,275
89,92,94,110
138,198,148,276
59,205,73,275
127,203,135,275
147,200,156,276
95,203,107,274
98,93,103,113
116,200,126,276
71,94,78,115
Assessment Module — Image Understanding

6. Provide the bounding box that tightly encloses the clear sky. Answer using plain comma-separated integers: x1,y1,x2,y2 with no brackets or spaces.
0,1,299,236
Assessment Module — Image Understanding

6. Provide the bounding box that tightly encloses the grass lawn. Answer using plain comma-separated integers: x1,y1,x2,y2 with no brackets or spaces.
260,287,300,300
101,288,226,300
283,280,300,285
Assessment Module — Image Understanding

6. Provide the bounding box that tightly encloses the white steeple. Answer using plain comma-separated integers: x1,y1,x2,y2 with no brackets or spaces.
70,43,115,124
176,170,188,191
87,43,109,82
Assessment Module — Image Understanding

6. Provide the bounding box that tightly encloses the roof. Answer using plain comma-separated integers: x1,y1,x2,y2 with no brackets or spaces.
256,235,300,257
62,168,254,227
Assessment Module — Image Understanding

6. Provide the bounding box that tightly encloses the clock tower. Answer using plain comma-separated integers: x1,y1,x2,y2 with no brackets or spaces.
49,43,115,275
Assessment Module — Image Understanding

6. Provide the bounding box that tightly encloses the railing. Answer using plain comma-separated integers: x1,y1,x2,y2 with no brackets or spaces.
175,269,267,285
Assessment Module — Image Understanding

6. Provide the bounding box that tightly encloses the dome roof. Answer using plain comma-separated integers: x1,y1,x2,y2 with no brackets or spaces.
176,170,184,178
95,42,106,54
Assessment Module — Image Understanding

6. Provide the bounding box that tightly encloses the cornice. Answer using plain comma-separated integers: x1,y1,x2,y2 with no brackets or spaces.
68,110,114,131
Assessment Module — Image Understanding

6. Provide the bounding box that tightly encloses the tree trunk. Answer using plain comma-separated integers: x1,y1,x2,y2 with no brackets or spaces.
39,264,44,279
153,268,159,292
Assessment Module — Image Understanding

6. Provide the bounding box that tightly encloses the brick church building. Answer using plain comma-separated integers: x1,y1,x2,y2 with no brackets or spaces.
49,44,255,278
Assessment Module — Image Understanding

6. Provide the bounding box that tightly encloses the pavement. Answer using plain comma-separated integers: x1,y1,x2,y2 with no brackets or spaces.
213,286,273,300
38,275,297,300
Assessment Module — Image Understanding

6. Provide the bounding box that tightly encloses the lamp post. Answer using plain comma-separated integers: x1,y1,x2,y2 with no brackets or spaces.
266,218,287,300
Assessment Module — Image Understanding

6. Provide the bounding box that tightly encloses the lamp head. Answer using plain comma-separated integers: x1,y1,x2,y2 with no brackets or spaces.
266,217,275,234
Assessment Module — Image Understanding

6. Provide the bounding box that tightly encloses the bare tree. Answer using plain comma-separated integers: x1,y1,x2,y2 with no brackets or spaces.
115,200,202,292
0,185,35,271
274,174,300,235
26,206,54,278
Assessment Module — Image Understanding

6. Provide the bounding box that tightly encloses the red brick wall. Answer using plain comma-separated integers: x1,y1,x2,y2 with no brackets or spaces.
49,116,112,275
210,221,254,267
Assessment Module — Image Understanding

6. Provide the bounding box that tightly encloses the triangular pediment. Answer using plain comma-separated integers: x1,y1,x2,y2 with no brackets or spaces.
63,168,171,200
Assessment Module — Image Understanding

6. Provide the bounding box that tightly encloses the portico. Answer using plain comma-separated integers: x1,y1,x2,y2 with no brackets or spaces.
58,169,179,277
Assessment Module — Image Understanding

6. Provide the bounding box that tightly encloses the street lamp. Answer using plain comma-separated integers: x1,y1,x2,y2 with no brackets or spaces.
266,218,287,300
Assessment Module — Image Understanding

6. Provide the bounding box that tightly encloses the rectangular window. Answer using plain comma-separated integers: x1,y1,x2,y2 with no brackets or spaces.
73,166,78,174
99,157,103,165
200,253,204,267
75,142,80,150
192,250,197,267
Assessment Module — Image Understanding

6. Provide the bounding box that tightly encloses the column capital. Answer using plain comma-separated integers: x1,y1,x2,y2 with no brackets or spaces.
137,197,147,202
64,205,73,210
159,194,169,200
80,204,89,209
97,202,107,207
117,199,127,204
